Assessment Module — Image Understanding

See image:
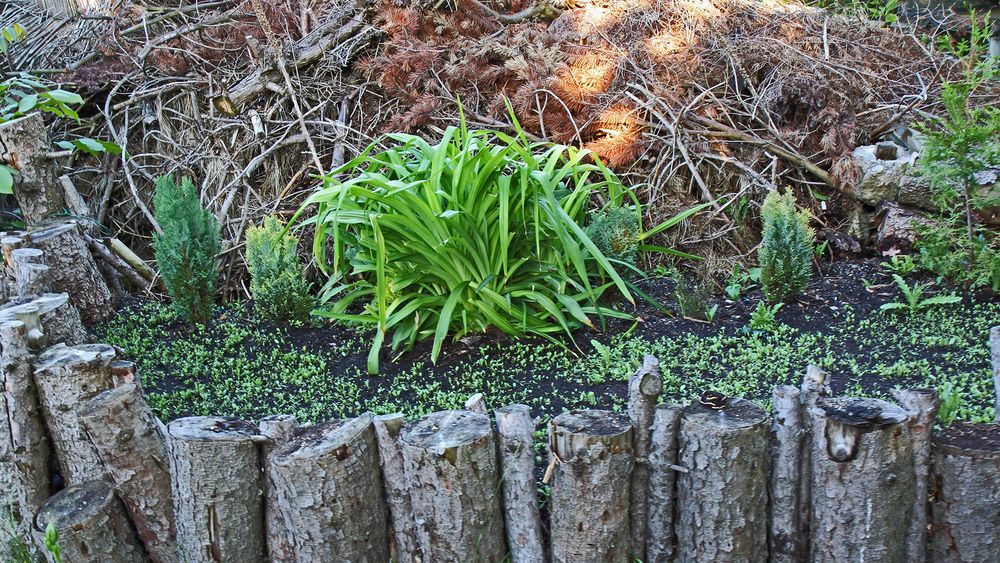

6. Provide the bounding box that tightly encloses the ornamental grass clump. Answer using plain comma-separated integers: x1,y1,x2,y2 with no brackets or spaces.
296,120,706,372
759,190,814,302
152,175,220,324
245,216,314,323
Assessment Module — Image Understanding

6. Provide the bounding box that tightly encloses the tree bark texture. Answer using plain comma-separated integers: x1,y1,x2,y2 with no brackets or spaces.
991,326,999,423
269,414,389,562
0,114,65,224
34,480,148,563
258,414,298,563
549,409,633,563
645,403,683,563
167,416,265,563
892,387,940,563
400,409,507,562
9,248,51,297
494,404,544,563
372,413,421,563
675,399,769,563
930,422,1000,562
26,221,113,324
0,293,87,346
769,385,805,563
80,383,177,563
32,343,115,485
627,355,662,562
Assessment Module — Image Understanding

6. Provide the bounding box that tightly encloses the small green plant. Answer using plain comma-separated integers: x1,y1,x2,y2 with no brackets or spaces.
880,274,962,314
245,216,314,324
937,380,962,427
585,206,641,268
674,273,713,321
759,190,814,302
880,254,917,276
43,522,61,563
152,176,221,324
704,303,719,324
749,301,783,332
724,264,759,301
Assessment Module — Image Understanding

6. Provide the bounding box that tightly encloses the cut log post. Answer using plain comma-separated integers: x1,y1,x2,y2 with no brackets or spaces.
769,385,805,563
9,248,50,297
549,409,633,563
26,221,114,324
400,409,507,562
0,320,51,543
930,422,1000,562
34,481,148,563
494,404,544,563
269,414,389,561
33,343,116,485
258,414,298,563
464,392,487,414
675,398,769,563
892,387,940,563
991,326,999,422
372,413,421,563
80,383,178,563
0,114,66,224
167,416,265,563
807,397,914,563
627,355,662,562
798,364,827,543
0,293,87,346
645,403,683,563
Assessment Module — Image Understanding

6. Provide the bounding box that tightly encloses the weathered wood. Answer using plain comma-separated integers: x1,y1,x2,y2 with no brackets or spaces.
0,293,87,346
33,343,115,485
675,398,769,563
991,326,999,423
808,397,913,563
798,364,827,548
0,114,65,224
167,416,265,563
549,409,633,563
627,355,662,562
9,248,50,297
372,413,421,563
893,387,940,563
26,221,113,324
258,414,298,563
35,481,148,563
494,404,544,563
769,385,805,563
645,403,683,563
80,383,178,563
0,320,50,545
400,409,507,562
930,422,1000,562
464,392,487,414
111,359,139,386
270,414,389,561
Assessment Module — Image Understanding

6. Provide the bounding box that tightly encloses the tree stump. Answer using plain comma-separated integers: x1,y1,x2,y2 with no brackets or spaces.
494,404,544,563
893,388,940,563
372,413,420,563
627,355,662,562
930,422,1000,562
34,481,148,563
769,385,805,563
26,221,113,324
400,409,507,562
9,248,50,297
258,414,298,563
549,409,633,563
80,383,177,563
167,416,265,563
807,397,913,563
675,398,769,563
645,403,683,563
0,114,65,224
0,293,87,346
33,343,116,485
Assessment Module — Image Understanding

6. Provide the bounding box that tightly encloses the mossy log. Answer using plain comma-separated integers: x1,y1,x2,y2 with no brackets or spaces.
372,413,420,563
494,404,544,563
769,385,805,563
258,414,298,563
645,403,683,563
26,221,113,324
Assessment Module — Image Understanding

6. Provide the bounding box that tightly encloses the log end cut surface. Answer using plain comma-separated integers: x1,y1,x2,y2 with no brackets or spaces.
682,398,767,430
35,481,112,530
401,410,491,452
167,416,260,442
35,343,115,371
935,422,1000,457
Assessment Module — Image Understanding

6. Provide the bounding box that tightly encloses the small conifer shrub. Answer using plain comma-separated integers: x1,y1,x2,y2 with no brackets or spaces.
585,207,641,267
759,190,814,302
152,176,220,324
245,216,314,323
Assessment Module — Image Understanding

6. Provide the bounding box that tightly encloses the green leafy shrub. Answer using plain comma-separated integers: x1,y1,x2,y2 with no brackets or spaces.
759,190,814,301
245,216,313,323
152,176,220,324
296,120,707,372
585,206,641,267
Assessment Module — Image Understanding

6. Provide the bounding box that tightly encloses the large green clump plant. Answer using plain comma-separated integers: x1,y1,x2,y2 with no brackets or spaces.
245,216,314,324
296,118,706,372
759,189,814,302
153,176,221,324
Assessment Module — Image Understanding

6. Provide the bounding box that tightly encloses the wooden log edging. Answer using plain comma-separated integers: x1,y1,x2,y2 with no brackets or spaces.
259,414,299,563
769,385,805,563
26,221,114,324
495,404,544,563
893,387,940,563
645,403,683,563
0,293,87,346
627,355,662,562
372,413,421,563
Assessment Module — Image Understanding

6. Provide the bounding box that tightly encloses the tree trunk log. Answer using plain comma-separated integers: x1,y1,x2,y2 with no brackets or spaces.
930,422,1000,562
167,416,265,563
0,293,87,346
400,409,507,562
675,398,769,563
769,385,805,563
33,343,115,485
26,221,113,324
645,403,683,563
79,383,177,563
372,413,421,563
549,409,633,563
9,248,50,297
798,364,827,554
0,114,66,224
494,404,544,563
627,355,662,562
258,414,298,563
269,414,389,561
807,397,914,563
991,326,999,423
34,481,148,563
892,387,940,563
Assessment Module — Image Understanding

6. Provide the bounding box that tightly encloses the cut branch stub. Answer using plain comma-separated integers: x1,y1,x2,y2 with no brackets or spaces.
269,414,390,561
373,413,421,563
26,221,114,324
494,404,544,563
645,403,683,563
549,409,633,563
400,409,507,562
